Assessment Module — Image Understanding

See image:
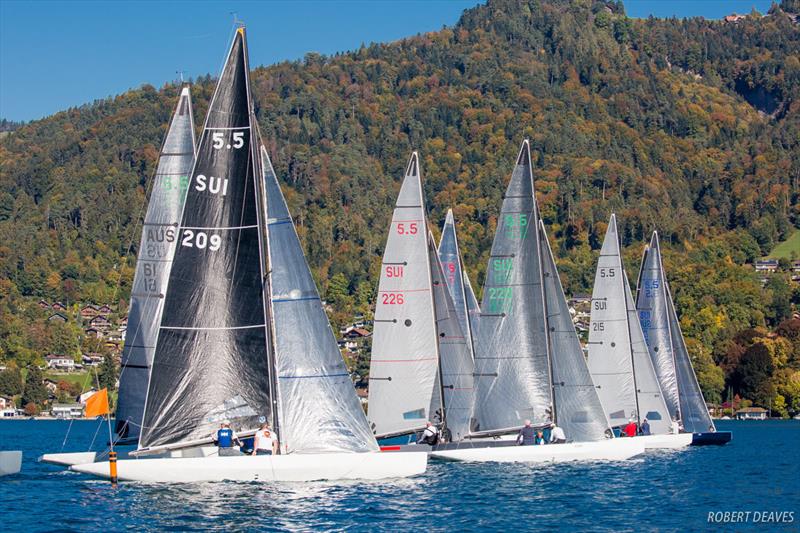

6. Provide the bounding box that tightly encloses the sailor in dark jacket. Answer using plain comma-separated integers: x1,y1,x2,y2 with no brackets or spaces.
517,419,536,445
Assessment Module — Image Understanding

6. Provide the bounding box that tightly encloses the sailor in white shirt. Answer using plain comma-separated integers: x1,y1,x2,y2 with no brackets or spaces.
252,423,279,455
417,421,439,445
549,423,567,444
670,419,680,435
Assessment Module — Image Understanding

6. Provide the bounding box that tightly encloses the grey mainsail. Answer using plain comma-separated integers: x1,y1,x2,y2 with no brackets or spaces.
587,215,671,433
437,209,477,363
635,233,680,420
116,86,196,441
472,140,552,434
368,153,440,438
539,221,611,441
429,232,474,441
637,232,715,432
261,146,378,453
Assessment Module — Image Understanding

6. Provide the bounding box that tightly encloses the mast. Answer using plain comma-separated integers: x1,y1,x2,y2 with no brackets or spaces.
614,219,642,427
241,25,282,450
537,220,557,424
427,233,449,437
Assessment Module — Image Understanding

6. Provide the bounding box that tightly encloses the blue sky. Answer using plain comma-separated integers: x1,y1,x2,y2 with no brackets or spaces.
0,0,775,122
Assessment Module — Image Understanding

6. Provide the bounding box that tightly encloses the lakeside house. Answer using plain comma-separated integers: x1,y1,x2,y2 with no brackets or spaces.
735,407,768,420
45,354,75,371
51,403,84,419
754,259,779,272
339,327,372,352
51,302,66,312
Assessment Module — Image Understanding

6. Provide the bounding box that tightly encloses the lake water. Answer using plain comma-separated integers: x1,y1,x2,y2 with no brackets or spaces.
1,419,798,531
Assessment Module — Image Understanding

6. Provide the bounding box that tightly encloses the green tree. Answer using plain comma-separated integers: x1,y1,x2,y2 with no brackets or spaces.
21,365,48,407
766,275,793,327
326,272,350,306
0,366,23,397
97,353,118,392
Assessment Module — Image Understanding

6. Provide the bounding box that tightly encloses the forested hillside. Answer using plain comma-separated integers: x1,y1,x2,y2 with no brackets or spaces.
1,0,799,413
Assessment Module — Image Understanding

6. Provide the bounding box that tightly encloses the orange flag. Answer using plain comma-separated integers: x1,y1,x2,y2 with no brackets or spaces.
84,388,110,418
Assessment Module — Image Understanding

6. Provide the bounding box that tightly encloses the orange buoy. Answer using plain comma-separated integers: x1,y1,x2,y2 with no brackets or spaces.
109,451,118,483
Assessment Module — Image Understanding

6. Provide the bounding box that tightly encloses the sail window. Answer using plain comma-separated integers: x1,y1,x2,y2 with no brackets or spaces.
644,411,663,420
402,409,426,420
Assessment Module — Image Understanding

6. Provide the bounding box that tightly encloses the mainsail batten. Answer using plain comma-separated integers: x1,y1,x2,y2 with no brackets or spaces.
472,140,552,433
368,153,440,438
539,221,611,441
116,87,196,441
261,147,378,453
140,30,272,449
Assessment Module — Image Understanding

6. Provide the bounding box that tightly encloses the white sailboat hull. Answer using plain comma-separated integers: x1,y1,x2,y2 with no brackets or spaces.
41,451,98,467
431,438,645,463
637,433,693,450
70,451,427,482
0,451,22,476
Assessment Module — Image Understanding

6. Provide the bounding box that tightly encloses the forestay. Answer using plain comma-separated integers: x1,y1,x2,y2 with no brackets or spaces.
472,140,552,434
539,221,611,442
116,87,196,441
429,233,474,441
140,29,272,449
261,146,378,453
368,153,439,438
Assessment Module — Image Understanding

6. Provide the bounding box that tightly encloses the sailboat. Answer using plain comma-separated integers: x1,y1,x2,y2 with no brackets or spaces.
42,86,197,468
586,215,691,449
636,232,732,445
71,27,426,481
430,141,644,463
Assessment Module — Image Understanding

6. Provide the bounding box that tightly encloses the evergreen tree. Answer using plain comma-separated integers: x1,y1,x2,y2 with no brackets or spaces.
0,366,24,397
21,365,48,407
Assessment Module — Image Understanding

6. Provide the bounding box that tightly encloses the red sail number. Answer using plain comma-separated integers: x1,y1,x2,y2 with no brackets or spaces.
381,293,405,305
396,222,418,235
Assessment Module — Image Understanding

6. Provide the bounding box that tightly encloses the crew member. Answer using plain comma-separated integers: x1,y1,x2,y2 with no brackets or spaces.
640,418,651,436
623,419,638,438
549,422,567,444
516,419,536,446
213,421,243,456
252,423,278,456
418,422,439,445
